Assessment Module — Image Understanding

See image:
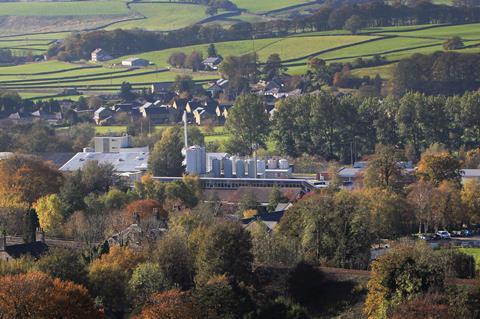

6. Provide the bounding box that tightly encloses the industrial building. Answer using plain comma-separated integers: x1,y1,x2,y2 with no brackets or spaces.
184,145,293,179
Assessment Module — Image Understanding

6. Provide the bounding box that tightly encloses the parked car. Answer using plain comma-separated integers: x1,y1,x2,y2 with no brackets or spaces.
436,230,451,239
451,230,463,237
419,234,434,241
462,229,474,237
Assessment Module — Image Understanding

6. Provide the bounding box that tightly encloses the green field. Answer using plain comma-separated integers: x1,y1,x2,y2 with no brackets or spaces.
0,1,128,16
106,3,209,31
459,248,480,270
380,23,480,40
111,34,376,68
350,64,395,79
231,0,310,13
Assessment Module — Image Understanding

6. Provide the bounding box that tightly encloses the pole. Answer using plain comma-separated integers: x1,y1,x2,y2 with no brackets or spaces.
183,110,188,149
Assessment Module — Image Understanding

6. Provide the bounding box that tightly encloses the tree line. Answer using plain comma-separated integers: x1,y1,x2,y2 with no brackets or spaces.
270,90,480,162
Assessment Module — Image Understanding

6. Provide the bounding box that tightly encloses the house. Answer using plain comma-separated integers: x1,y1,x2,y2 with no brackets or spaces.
0,230,48,261
31,110,63,124
93,107,113,125
215,103,233,122
141,104,170,124
202,57,223,71
192,107,206,125
91,48,112,62
206,79,229,98
122,57,150,67
242,210,286,232
185,100,201,113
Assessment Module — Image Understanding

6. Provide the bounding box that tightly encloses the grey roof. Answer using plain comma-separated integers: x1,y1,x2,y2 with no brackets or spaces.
60,151,149,173
203,57,222,64
338,167,363,178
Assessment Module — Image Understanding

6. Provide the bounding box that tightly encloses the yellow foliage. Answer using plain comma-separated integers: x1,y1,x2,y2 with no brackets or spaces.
243,209,258,219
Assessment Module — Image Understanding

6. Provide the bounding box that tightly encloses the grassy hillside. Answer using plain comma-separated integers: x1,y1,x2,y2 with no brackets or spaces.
231,0,310,13
106,3,209,31
0,1,128,16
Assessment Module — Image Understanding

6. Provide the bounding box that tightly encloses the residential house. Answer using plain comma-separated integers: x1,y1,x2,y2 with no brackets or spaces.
150,82,173,94
122,57,150,67
185,100,201,114
0,230,48,261
242,210,286,232
192,107,206,125
141,104,170,124
215,103,233,123
202,57,222,71
206,79,229,98
93,106,113,125
31,110,63,124
91,48,112,62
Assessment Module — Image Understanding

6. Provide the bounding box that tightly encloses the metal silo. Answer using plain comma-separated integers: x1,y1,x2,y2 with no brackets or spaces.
211,158,221,177
236,159,245,178
247,159,256,178
279,159,289,169
223,157,233,178
257,160,266,178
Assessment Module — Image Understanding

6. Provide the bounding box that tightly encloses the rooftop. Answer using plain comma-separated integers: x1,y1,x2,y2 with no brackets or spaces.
60,151,149,173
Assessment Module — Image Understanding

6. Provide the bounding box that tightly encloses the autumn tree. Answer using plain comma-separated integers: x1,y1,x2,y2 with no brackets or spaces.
0,154,62,205
88,246,143,317
417,151,462,187
126,199,166,221
344,15,363,34
148,127,184,176
35,193,63,234
36,248,88,285
135,289,204,319
461,179,480,223
364,144,404,191
364,246,445,319
0,271,102,319
407,181,436,233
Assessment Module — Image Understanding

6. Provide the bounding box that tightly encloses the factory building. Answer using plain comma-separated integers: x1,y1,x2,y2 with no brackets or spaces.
184,144,292,179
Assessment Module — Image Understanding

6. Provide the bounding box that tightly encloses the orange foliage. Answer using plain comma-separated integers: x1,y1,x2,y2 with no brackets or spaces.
90,246,143,272
0,271,102,319
0,155,62,205
135,289,203,319
126,199,167,220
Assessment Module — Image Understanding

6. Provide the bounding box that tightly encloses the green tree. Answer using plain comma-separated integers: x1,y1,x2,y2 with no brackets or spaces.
148,127,184,176
225,94,270,155
344,15,363,34
186,51,203,71
267,186,286,212
443,36,464,50
120,81,134,100
174,74,195,94
128,262,170,303
195,221,253,285
238,189,258,214
207,43,217,58
263,53,284,80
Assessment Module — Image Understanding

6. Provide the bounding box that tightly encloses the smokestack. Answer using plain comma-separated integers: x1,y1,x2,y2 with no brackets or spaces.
183,110,188,149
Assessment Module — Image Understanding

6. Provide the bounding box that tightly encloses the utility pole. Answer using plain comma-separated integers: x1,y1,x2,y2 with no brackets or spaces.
183,110,188,149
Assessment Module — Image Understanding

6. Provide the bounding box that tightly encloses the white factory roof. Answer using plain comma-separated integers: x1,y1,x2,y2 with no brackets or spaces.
60,151,149,173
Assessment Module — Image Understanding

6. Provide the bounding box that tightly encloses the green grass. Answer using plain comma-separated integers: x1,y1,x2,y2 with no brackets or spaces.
376,23,480,40
106,3,209,31
0,61,92,75
231,0,310,13
111,34,375,68
350,64,395,79
0,1,129,16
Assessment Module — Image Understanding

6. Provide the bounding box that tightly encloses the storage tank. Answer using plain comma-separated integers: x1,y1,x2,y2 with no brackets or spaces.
267,158,277,169
211,158,221,177
230,156,238,175
257,160,266,177
279,159,289,169
223,158,233,178
236,159,245,178
247,159,256,178
185,146,206,175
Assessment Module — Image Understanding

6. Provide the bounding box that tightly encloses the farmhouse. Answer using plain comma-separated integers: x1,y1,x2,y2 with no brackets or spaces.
91,48,112,62
202,57,222,71
121,57,150,67
93,106,113,125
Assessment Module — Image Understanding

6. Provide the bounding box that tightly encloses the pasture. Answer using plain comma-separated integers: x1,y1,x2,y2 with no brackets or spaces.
106,3,209,31
230,0,311,13
0,1,128,16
